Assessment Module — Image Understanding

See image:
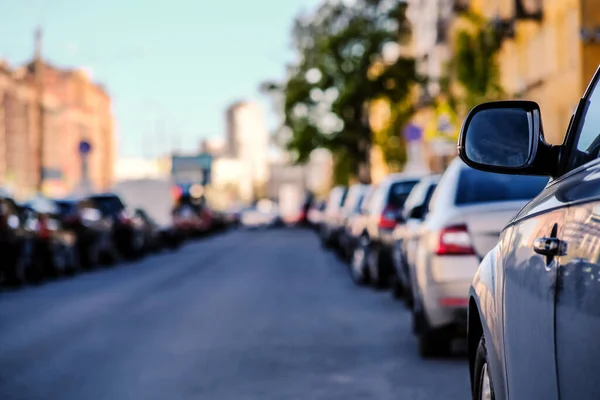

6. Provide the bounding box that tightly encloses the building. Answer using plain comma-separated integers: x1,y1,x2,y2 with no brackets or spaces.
225,101,270,199
454,0,600,145
0,57,115,199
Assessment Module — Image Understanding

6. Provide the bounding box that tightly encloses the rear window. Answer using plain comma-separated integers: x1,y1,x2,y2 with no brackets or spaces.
387,180,420,208
455,169,549,205
90,195,125,215
56,201,76,215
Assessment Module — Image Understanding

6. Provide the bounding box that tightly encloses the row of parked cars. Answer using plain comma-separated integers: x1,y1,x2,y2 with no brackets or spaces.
309,66,600,399
0,191,230,287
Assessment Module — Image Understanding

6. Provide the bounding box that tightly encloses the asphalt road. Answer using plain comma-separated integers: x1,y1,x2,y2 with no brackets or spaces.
0,228,470,400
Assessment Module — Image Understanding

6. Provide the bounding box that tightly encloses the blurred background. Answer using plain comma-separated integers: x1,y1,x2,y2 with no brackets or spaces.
1,0,599,399
1,0,597,211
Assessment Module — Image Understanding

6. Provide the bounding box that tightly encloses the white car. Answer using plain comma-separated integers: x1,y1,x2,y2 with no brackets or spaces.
391,174,441,302
240,201,279,229
410,158,549,357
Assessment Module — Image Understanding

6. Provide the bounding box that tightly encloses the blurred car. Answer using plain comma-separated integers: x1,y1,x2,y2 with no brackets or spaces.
350,174,422,287
459,69,600,399
88,193,145,259
0,194,35,285
409,158,548,357
26,197,80,278
55,198,116,267
320,186,348,248
240,200,279,229
391,174,440,303
307,200,326,229
159,225,182,250
338,184,371,260
134,208,163,253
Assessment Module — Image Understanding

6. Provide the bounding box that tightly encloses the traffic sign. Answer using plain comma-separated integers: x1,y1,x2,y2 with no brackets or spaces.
79,140,92,154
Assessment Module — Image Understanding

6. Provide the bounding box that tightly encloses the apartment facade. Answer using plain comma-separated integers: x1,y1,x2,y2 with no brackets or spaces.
225,101,270,201
463,0,600,145
0,60,115,199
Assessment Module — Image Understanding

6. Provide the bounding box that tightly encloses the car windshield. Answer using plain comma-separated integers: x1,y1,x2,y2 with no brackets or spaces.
456,168,549,205
388,180,420,208
89,196,125,215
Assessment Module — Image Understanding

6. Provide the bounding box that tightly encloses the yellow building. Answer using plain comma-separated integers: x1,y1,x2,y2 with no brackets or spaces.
467,0,600,145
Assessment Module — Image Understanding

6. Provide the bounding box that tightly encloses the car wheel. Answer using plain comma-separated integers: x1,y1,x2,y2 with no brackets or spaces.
390,271,404,299
351,238,369,285
368,247,387,289
419,328,451,358
472,336,495,400
404,284,414,309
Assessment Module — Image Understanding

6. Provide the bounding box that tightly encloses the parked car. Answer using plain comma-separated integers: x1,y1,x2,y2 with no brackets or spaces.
0,194,35,285
350,174,422,287
338,184,371,260
307,200,326,229
88,193,145,259
240,200,279,229
459,68,600,399
390,174,440,303
408,158,548,358
26,197,80,278
134,208,163,253
320,186,348,248
55,198,116,267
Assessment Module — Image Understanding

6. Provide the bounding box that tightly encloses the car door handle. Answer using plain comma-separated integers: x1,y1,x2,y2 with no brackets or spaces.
534,237,566,257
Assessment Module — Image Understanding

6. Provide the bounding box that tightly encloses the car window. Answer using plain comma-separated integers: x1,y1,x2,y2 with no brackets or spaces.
402,181,429,217
570,77,600,170
89,195,125,215
387,180,419,208
455,168,549,205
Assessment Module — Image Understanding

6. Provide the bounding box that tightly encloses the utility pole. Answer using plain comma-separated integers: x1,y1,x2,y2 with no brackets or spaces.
34,27,45,194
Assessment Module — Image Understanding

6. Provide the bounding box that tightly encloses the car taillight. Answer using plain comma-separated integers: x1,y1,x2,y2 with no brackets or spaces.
378,206,397,229
436,224,475,255
38,216,51,239
65,215,81,224
119,210,132,225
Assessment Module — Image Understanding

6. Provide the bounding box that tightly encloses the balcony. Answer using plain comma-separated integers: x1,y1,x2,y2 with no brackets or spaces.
514,0,543,22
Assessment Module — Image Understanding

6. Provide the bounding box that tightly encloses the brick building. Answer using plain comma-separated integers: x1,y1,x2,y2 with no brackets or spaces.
0,60,115,199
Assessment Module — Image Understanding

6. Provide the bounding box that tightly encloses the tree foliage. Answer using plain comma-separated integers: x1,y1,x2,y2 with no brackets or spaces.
280,0,418,184
449,12,504,113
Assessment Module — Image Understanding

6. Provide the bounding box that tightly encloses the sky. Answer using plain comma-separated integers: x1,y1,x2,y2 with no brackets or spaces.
0,0,320,159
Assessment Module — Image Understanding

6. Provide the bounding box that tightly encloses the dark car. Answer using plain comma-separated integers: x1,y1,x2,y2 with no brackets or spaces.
87,193,145,259
25,197,80,278
320,186,349,248
352,174,423,287
134,208,162,253
459,67,600,399
338,184,371,260
0,194,36,285
55,198,117,267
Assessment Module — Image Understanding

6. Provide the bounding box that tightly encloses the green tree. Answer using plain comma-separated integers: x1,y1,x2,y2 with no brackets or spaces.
279,0,418,184
449,12,505,113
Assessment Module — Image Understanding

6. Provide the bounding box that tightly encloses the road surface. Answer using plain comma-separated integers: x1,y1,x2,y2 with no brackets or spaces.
0,228,469,400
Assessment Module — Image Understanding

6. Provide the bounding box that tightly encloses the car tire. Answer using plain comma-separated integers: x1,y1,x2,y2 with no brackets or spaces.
390,271,404,299
419,328,451,358
472,336,496,399
351,238,369,285
368,247,387,289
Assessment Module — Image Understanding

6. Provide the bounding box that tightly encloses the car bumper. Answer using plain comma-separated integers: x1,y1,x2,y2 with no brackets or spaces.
420,254,479,331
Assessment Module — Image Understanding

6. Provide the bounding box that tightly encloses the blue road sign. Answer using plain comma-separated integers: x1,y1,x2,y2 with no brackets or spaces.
79,140,92,154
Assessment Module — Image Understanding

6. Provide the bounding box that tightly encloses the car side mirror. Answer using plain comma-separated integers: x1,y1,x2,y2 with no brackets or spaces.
458,101,559,176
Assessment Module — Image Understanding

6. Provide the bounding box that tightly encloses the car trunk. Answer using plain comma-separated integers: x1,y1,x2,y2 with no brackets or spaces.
459,200,528,258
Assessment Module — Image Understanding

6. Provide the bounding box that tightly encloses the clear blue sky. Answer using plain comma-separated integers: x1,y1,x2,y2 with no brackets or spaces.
0,0,319,159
